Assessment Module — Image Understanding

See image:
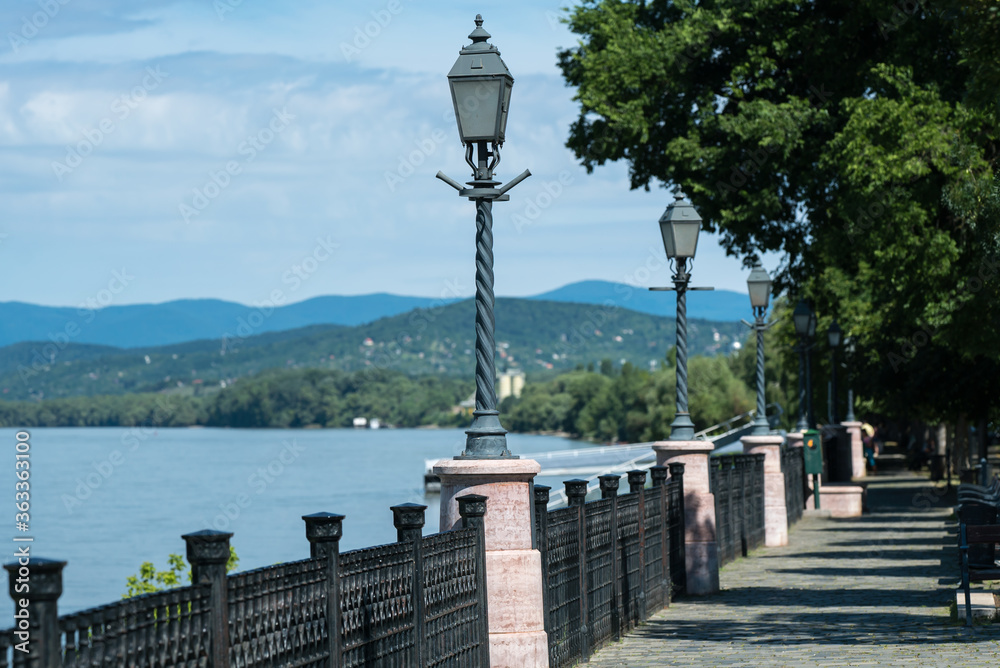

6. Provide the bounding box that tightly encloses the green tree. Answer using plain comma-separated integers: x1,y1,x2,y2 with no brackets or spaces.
123,548,239,598
558,0,1000,425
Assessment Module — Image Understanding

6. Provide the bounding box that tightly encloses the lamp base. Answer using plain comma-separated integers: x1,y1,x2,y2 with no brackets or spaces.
668,412,696,441
458,410,516,459
750,415,771,436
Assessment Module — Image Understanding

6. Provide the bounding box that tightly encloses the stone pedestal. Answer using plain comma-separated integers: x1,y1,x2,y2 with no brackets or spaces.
652,440,719,595
819,483,865,517
843,421,866,479
433,458,549,668
741,434,788,547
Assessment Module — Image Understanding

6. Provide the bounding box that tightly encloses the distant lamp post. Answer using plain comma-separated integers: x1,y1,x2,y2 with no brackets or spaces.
744,264,773,436
792,300,813,432
828,320,843,424
649,195,713,440
437,15,531,458
844,336,856,422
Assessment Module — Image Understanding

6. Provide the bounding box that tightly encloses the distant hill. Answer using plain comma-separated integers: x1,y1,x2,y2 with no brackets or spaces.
0,280,748,351
0,295,450,349
0,299,745,402
532,280,751,322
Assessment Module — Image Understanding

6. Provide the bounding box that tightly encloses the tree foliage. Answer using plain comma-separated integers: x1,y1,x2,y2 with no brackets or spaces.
123,548,239,598
559,0,1000,423
505,350,759,441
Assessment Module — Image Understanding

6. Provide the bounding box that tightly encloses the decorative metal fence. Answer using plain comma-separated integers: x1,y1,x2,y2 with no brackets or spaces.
710,453,766,567
3,497,490,668
782,444,806,527
534,463,685,668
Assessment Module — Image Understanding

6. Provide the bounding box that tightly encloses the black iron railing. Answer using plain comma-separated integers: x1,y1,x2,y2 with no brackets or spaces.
710,453,766,567
782,444,806,527
3,497,490,668
60,583,214,668
534,464,685,668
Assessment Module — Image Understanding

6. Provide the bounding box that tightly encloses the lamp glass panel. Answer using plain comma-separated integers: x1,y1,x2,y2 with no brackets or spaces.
672,219,701,258
748,281,770,309
828,325,842,348
807,313,817,337
498,80,512,140
658,219,676,258
451,79,502,142
793,303,810,335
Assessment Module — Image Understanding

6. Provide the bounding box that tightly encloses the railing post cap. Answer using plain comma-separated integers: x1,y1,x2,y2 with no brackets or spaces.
598,474,620,488
5,558,65,600
668,461,686,475
565,479,589,497
650,466,669,483
627,469,647,481
457,494,488,518
182,529,233,564
534,484,551,503
391,503,427,530
3,556,66,573
303,512,346,542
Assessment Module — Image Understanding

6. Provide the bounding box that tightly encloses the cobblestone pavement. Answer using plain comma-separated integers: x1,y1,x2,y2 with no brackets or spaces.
588,473,1000,667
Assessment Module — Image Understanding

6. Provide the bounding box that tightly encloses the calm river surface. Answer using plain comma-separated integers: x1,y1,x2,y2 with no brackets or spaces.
1,427,586,620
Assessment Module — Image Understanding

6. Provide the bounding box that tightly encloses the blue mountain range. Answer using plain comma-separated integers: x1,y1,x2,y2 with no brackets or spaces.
0,281,749,350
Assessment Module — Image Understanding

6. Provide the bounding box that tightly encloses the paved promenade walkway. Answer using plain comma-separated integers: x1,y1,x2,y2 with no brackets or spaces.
589,473,1000,667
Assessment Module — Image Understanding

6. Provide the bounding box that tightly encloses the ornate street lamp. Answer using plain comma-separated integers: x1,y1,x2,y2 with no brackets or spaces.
437,15,531,458
792,300,812,432
744,264,773,436
649,195,712,441
828,320,842,424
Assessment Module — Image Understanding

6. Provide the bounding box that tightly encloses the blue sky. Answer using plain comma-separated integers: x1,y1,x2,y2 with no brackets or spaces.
0,0,781,308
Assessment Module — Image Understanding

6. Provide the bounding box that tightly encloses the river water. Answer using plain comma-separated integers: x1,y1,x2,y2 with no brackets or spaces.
0,426,585,621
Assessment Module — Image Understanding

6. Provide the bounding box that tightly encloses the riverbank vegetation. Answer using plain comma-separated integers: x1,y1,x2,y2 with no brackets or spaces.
0,333,791,442
0,368,471,430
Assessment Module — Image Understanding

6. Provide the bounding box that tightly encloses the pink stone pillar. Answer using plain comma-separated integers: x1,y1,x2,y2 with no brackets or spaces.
741,434,788,547
652,441,719,595
433,459,549,668
842,421,865,479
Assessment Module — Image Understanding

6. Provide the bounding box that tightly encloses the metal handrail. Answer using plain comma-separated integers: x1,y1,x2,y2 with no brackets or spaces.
544,449,658,508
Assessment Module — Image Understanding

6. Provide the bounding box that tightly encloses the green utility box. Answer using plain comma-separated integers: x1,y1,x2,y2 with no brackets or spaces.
802,429,824,475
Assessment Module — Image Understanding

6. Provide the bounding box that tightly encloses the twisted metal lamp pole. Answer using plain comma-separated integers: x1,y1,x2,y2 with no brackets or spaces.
747,308,771,435
670,258,695,439
744,263,773,436
795,338,809,432
649,195,711,442
437,15,531,458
